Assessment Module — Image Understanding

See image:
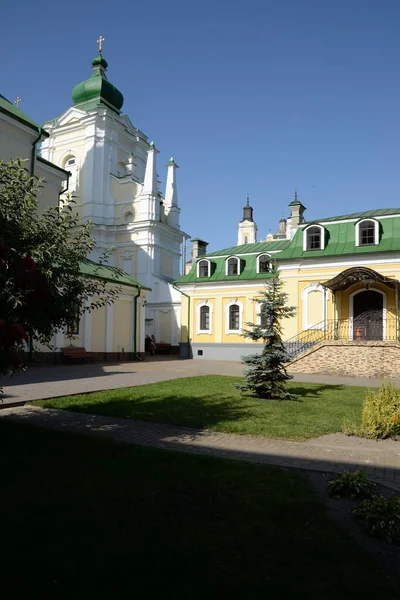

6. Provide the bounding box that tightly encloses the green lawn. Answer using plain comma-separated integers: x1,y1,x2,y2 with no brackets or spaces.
34,375,365,440
0,420,398,598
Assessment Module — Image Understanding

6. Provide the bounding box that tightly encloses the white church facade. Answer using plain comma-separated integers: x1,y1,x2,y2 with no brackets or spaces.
41,41,189,350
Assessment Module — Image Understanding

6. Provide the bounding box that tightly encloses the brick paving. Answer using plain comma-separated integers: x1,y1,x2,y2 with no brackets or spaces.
1,405,400,492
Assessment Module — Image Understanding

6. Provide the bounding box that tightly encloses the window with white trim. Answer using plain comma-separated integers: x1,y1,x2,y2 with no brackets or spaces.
197,259,210,278
356,219,378,246
225,299,243,333
244,236,248,244
257,254,270,273
226,256,240,276
196,301,213,334
304,225,324,251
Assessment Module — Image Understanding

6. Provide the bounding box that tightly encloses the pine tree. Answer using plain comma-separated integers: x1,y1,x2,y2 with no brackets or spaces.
236,265,297,400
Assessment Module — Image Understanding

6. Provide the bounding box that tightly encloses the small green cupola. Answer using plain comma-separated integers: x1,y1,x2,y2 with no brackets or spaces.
71,38,124,114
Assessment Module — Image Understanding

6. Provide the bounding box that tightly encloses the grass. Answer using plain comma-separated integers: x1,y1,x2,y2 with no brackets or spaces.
34,375,366,440
0,420,399,598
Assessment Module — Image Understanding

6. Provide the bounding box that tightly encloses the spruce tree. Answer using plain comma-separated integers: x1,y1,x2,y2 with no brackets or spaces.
236,265,297,400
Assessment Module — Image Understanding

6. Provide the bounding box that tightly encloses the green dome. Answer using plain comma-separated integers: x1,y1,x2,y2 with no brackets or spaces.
72,53,124,113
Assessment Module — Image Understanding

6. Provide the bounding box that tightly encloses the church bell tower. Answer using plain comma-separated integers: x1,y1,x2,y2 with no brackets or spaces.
237,196,257,245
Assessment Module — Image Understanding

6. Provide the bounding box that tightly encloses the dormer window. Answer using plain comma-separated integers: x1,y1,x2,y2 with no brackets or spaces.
303,225,324,251
226,257,240,276
257,254,270,273
356,219,379,246
197,259,210,278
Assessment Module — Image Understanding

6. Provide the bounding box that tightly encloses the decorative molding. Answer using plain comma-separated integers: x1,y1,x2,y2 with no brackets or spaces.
301,283,328,330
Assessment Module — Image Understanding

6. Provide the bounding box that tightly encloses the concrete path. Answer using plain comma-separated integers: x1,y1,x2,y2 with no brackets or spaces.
1,358,396,407
1,405,400,492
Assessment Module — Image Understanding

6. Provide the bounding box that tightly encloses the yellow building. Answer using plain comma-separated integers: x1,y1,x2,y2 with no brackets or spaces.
175,196,400,377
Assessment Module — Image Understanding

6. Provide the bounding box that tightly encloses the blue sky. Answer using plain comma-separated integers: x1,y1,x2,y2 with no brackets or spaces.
2,0,400,254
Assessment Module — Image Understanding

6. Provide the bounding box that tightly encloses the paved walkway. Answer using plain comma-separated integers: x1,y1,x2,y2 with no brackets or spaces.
2,405,400,492
1,358,396,407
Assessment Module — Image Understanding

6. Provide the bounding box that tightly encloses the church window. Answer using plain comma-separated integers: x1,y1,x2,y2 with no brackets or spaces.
304,225,324,251
257,254,270,273
200,306,210,330
198,260,210,278
229,305,240,330
357,219,378,246
244,236,248,244
63,155,78,192
226,257,240,276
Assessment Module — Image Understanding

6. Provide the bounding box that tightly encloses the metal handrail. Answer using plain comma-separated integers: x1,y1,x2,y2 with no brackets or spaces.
285,316,399,359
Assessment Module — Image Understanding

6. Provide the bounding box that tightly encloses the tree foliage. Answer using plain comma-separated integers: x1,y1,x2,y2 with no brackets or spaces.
0,159,121,374
236,265,297,400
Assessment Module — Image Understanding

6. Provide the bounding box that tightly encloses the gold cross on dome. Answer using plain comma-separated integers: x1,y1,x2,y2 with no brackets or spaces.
15,96,22,108
97,35,105,53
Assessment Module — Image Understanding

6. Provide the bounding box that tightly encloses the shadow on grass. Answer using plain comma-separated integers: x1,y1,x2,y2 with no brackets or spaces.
40,382,348,430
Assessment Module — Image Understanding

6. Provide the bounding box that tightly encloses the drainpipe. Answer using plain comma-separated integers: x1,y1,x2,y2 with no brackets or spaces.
133,285,143,360
28,128,45,361
173,283,191,357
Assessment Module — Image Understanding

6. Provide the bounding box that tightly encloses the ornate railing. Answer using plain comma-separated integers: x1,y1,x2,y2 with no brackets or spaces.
285,314,399,360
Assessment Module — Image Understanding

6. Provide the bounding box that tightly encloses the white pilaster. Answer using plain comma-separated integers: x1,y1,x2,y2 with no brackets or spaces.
140,142,160,221
164,157,180,228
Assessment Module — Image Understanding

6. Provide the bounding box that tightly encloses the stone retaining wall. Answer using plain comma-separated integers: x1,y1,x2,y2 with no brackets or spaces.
288,341,400,378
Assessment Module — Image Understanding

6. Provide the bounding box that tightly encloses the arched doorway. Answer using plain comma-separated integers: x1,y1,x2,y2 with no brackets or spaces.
352,290,384,340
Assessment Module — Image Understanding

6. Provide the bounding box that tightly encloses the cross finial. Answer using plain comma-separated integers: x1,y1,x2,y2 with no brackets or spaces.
294,189,298,202
15,96,22,108
246,193,250,206
97,35,105,53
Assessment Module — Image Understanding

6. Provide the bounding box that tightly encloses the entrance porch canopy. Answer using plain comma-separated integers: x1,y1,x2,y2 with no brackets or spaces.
323,267,400,293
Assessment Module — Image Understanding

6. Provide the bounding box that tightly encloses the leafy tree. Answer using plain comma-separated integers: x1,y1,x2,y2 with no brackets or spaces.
236,265,297,400
0,159,121,374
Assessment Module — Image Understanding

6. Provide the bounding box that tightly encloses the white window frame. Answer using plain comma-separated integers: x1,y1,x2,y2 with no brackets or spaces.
197,259,211,278
257,253,271,274
225,256,240,276
62,153,78,191
225,299,244,334
303,224,325,251
196,301,213,334
301,283,329,330
355,218,379,247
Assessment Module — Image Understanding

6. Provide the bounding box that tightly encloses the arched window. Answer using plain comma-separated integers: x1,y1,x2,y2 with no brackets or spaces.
244,236,248,244
304,225,323,251
197,260,210,278
200,306,210,330
63,155,77,191
229,305,240,330
257,254,270,273
357,219,378,246
196,301,213,334
226,257,240,276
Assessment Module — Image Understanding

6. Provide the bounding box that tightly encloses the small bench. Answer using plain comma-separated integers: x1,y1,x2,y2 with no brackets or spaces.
62,347,94,363
156,343,171,354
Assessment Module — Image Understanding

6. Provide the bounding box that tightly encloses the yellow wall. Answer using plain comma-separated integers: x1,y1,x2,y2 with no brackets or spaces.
113,299,132,352
180,261,400,345
91,306,107,352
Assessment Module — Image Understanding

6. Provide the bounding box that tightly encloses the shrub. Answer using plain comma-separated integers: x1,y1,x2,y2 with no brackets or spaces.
359,381,400,439
327,470,376,500
353,496,400,544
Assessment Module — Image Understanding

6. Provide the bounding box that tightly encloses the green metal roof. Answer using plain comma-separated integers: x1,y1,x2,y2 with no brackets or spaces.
80,259,151,290
306,208,400,224
0,94,49,136
277,214,400,260
206,239,290,257
175,208,400,285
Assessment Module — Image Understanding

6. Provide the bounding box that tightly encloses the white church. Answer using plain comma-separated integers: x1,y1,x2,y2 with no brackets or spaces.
40,39,189,352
